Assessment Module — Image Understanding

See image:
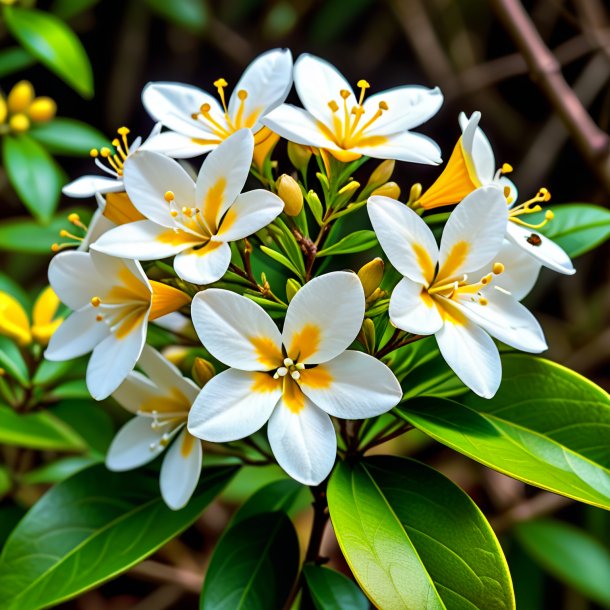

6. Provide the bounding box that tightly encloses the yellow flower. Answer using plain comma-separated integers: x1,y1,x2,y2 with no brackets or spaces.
0,287,63,346
0,80,57,135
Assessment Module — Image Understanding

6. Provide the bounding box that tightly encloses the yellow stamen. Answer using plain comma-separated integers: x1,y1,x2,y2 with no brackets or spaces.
501,163,513,174
164,191,175,203
91,296,102,307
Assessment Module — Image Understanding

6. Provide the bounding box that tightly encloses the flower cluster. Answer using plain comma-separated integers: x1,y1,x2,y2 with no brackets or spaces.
47,49,574,509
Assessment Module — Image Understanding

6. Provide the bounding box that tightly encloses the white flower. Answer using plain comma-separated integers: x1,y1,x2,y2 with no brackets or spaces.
368,185,547,399
262,53,443,164
45,250,190,400
62,124,161,198
91,129,283,285
187,271,402,485
106,345,201,510
141,48,293,158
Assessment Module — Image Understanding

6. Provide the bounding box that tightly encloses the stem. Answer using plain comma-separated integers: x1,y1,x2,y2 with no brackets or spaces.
305,481,330,564
360,422,414,452
375,333,424,360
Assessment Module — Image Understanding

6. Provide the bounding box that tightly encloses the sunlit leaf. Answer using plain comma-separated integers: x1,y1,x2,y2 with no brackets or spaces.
316,230,377,257
30,118,108,156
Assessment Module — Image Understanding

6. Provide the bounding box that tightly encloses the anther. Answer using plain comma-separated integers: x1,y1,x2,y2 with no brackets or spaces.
545,210,554,220
89,148,99,158
91,296,102,307
214,78,228,88
501,163,513,174
237,90,248,100
117,127,130,136
479,297,489,306
200,103,211,114
357,79,370,89
276,367,288,377
164,191,175,203
100,147,111,158
283,358,294,367
480,273,493,285
378,101,389,111
291,370,301,380
295,363,305,370
96,314,103,322
68,213,80,224
492,262,504,275
340,89,351,99
328,100,339,112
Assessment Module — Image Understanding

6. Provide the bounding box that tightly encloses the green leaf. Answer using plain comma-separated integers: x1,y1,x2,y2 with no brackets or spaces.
399,354,610,509
514,519,610,607
0,337,29,386
0,464,236,610
51,0,101,20
201,511,299,610
327,456,514,610
316,230,377,257
0,404,86,451
260,245,303,279
302,565,369,610
51,400,114,454
2,135,65,223
20,455,99,484
537,203,610,258
0,46,35,78
143,0,208,32
0,207,91,253
29,118,108,156
3,6,93,98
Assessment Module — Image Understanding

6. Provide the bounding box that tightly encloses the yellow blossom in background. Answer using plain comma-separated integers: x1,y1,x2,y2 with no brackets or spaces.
0,287,63,346
0,80,56,135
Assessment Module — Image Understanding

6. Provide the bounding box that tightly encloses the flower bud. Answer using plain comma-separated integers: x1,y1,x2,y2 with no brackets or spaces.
358,318,376,354
28,97,57,123
286,278,301,302
253,129,279,172
7,80,34,113
192,357,215,387
162,346,190,367
408,183,423,205
287,141,312,173
358,258,384,298
371,182,401,200
0,97,7,124
9,113,30,133
367,160,395,189
276,174,303,216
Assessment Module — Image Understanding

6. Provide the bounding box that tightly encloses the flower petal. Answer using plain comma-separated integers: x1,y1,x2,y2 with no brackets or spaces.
458,111,495,185
435,313,501,399
106,416,166,471
352,131,442,165
362,86,443,135
160,428,202,510
32,286,60,327
437,185,508,281
79,206,115,251
195,129,254,234
228,48,293,131
188,368,280,441
299,350,402,418
506,222,575,275
62,175,123,198
92,220,197,260
123,151,195,228
389,277,443,334
282,271,364,365
48,251,104,310
191,288,283,370
139,131,218,158
0,291,30,344
112,371,160,414
368,196,439,285
215,189,283,242
267,395,336,485
173,240,231,284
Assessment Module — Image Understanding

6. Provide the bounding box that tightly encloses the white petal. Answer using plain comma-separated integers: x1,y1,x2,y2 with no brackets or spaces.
389,277,443,334
112,371,160,414
367,196,438,285
457,287,547,353
48,251,103,310
89,251,152,294
62,175,123,198
188,368,280,441
437,185,508,281
173,241,231,285
92,220,197,260
123,151,195,228
268,396,336,485
362,86,443,135
160,428,202,510
294,53,353,125
506,222,575,275
459,111,495,185
282,271,364,365
228,48,293,131
87,316,147,400
139,131,217,158
435,315,501,399
352,131,442,165
215,189,283,242
195,129,253,233
79,207,115,251
191,289,283,370
106,416,166,471
45,306,109,361
299,351,402,418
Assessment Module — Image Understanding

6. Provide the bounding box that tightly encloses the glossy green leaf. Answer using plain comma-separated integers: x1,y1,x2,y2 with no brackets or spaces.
144,0,208,32
20,455,99,484
399,355,610,509
515,519,610,607
201,511,300,610
51,400,114,454
0,506,25,550
0,46,35,78
316,230,377,257
2,135,64,223
3,6,93,97
30,118,108,156
302,565,369,610
0,337,29,386
260,245,303,278
537,203,610,258
327,457,514,610
0,464,236,610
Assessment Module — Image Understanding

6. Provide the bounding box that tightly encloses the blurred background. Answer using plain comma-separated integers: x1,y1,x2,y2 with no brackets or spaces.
1,0,609,608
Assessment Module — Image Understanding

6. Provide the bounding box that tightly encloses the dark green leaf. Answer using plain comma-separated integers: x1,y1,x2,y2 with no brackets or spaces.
3,6,93,98
143,0,207,32
327,457,514,610
0,464,236,610
201,511,300,610
0,46,35,78
29,118,108,156
51,0,101,20
0,337,29,386
0,506,25,549
2,135,64,222
51,400,114,454
303,565,369,610
316,231,377,257
309,0,372,44
399,355,610,509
